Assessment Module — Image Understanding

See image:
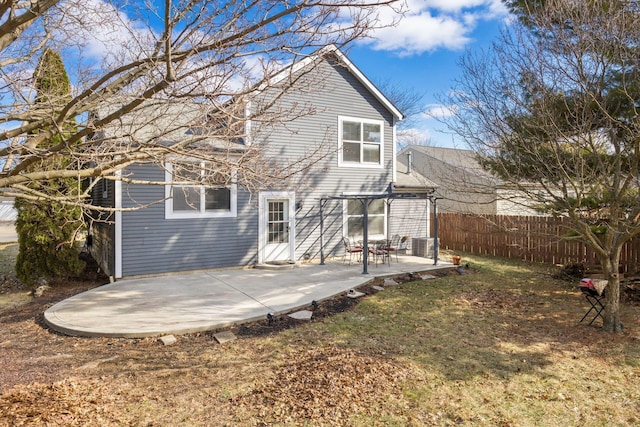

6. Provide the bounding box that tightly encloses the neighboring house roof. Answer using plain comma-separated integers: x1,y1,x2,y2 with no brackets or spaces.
92,98,235,142
393,158,437,194
400,145,550,216
403,145,551,193
402,145,496,184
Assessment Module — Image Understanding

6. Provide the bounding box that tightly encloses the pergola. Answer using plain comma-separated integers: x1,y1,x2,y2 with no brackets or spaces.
319,191,439,274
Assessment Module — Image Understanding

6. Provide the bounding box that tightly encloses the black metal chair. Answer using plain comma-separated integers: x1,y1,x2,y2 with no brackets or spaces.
579,279,606,325
369,240,390,266
342,237,363,265
383,234,402,263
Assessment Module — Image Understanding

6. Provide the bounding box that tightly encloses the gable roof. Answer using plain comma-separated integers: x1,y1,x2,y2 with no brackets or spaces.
402,145,497,183
393,158,438,194
264,44,404,121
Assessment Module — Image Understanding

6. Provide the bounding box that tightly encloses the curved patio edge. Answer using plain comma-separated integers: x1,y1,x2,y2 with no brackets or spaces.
43,257,450,338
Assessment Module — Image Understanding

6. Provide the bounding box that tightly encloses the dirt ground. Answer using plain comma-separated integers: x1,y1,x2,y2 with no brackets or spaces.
0,268,459,392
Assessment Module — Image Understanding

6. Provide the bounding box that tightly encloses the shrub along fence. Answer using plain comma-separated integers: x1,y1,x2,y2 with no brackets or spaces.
436,213,640,274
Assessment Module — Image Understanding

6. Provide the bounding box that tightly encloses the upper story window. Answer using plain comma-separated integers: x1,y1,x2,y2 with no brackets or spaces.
165,162,237,219
338,116,384,168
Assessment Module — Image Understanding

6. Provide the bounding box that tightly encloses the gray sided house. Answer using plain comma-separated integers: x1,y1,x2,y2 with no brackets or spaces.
399,145,544,216
89,46,433,279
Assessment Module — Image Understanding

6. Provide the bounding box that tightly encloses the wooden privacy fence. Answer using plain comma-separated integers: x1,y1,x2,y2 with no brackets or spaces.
436,213,640,274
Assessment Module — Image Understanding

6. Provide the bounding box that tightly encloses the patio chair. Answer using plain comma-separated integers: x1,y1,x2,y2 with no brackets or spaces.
383,234,402,263
342,237,363,265
369,240,390,267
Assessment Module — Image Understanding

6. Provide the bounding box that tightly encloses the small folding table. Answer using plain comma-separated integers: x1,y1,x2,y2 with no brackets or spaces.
579,278,606,325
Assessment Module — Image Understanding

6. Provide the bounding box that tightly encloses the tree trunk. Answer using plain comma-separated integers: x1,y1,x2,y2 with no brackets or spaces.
602,257,622,332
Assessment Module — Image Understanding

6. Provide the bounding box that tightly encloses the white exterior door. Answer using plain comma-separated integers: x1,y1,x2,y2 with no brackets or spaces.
259,192,295,263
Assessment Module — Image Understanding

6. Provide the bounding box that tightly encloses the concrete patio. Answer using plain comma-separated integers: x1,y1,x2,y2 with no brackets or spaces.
44,255,451,338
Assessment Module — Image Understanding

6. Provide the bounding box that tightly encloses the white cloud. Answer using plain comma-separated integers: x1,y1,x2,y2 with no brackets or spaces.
57,0,156,64
363,0,509,55
367,12,472,55
398,127,432,145
423,103,457,119
421,0,506,15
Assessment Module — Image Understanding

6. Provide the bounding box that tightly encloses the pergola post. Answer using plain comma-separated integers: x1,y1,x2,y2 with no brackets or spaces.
317,192,436,270
433,198,439,265
386,199,392,243
361,198,369,275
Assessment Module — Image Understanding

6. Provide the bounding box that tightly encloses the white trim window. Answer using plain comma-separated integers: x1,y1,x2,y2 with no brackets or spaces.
344,198,386,240
338,116,384,167
165,162,237,219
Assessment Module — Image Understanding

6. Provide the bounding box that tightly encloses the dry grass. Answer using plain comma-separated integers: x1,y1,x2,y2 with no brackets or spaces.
1,252,639,426
0,243,30,313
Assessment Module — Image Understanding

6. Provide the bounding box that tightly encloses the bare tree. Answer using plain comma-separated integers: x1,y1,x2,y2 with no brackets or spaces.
0,0,402,207
443,0,640,332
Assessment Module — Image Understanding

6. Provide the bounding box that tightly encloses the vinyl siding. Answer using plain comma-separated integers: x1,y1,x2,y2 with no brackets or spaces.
256,57,396,261
388,199,430,250
495,189,543,216
114,55,402,276
119,164,257,277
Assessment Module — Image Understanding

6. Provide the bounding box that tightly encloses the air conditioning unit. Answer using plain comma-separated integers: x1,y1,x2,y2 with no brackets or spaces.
412,237,434,258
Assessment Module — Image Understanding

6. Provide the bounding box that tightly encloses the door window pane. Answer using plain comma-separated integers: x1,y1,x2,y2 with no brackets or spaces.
268,201,288,243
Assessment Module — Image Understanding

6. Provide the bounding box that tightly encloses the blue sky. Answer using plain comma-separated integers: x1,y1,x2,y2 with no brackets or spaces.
2,0,510,149
347,0,510,148
65,0,510,149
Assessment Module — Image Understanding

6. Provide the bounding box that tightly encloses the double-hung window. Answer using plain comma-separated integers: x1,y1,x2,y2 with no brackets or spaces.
339,116,384,167
345,199,386,240
165,162,237,219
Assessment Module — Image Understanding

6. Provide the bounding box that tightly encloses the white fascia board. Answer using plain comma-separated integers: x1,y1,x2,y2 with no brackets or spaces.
392,119,397,183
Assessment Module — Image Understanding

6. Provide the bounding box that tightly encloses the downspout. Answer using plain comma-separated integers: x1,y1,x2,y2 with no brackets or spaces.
320,199,325,265
114,170,122,279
